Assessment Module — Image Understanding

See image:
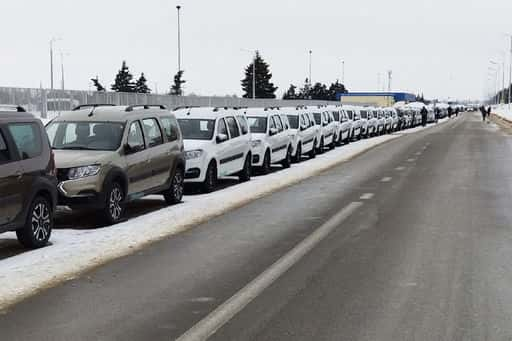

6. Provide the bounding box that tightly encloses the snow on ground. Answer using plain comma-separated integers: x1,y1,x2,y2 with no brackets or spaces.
0,119,450,310
492,105,512,122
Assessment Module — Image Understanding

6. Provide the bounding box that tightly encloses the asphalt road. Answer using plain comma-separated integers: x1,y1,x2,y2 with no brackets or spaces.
2,113,512,341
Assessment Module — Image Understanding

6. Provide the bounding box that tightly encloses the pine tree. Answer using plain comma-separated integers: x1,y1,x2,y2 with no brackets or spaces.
327,80,348,100
283,84,298,100
298,78,312,99
90,76,105,92
309,82,329,100
241,51,278,99
111,61,135,93
170,70,186,96
135,73,151,93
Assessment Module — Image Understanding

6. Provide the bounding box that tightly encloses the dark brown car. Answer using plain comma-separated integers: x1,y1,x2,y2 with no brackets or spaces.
0,108,57,248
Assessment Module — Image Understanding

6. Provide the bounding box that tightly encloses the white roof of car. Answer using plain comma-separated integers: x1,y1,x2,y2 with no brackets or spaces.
174,107,242,120
245,107,281,117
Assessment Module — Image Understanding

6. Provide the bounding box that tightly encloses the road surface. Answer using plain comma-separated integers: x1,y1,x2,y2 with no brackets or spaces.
2,113,512,341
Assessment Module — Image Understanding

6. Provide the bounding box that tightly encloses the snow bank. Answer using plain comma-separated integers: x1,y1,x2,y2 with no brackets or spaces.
0,120,447,309
492,104,512,122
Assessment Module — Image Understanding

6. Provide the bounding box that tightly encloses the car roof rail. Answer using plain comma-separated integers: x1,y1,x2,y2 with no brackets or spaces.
125,104,167,112
173,105,200,111
0,105,26,112
73,104,115,111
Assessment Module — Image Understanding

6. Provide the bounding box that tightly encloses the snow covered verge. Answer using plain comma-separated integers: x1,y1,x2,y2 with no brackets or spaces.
0,120,448,310
492,105,512,123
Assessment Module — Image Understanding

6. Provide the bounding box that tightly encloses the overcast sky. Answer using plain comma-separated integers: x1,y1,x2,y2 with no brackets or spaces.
1,0,511,101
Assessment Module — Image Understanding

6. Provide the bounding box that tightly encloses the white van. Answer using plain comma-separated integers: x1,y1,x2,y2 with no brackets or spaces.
174,107,252,192
246,108,293,174
309,106,336,152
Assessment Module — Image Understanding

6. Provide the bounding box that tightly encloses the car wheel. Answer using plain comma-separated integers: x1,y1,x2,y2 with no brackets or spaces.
103,181,125,225
282,146,292,168
309,141,317,159
260,150,271,175
164,167,184,204
318,138,324,154
16,195,52,248
293,144,302,163
202,161,218,193
238,154,252,182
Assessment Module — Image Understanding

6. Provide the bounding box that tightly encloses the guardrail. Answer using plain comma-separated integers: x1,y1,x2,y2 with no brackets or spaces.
0,86,338,118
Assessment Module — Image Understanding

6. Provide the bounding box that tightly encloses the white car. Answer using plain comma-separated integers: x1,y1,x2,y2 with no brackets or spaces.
310,106,336,152
175,107,252,192
347,106,364,140
387,108,399,131
383,109,393,133
326,105,342,145
371,108,385,135
284,107,318,161
246,108,293,174
360,108,376,137
335,108,352,145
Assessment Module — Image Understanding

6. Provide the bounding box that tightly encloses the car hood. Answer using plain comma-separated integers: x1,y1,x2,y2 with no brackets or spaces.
53,150,116,168
251,133,267,141
184,139,211,151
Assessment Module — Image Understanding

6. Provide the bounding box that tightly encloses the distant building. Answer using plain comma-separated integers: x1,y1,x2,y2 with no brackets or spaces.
337,92,416,107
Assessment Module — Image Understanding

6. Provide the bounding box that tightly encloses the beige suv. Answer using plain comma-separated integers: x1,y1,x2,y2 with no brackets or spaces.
46,104,185,224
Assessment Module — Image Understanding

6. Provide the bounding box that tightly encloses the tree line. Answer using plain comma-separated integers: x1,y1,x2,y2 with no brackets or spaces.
91,52,348,99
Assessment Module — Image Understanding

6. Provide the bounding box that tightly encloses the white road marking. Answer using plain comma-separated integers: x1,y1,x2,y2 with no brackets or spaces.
176,202,363,341
407,158,416,162
395,166,406,171
359,193,374,200
415,152,422,156
381,177,392,182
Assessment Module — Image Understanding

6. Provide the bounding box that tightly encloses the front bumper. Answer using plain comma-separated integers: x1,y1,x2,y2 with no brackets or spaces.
251,145,265,166
184,156,207,183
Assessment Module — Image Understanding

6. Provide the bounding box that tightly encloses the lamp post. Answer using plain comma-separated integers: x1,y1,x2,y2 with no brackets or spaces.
49,37,61,90
308,50,312,86
176,5,182,72
341,59,345,85
59,51,70,91
490,61,501,104
488,65,498,104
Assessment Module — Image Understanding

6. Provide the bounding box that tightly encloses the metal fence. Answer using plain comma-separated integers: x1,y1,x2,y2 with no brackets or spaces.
0,87,338,118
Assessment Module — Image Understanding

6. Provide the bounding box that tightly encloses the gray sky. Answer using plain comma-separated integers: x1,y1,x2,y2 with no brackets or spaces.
1,0,511,100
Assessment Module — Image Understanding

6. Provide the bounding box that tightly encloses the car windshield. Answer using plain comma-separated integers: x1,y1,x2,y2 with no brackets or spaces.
46,121,125,151
360,111,368,119
247,116,267,133
286,115,299,129
177,119,215,140
313,113,322,125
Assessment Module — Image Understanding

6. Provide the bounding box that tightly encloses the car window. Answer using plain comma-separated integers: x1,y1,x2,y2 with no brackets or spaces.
7,123,42,160
178,119,215,140
236,116,249,135
160,116,180,142
142,118,163,147
287,115,299,129
247,116,267,134
225,117,240,138
333,111,340,121
269,116,276,130
0,130,12,164
217,118,229,137
273,116,283,132
46,121,124,151
280,115,290,130
347,110,354,119
127,121,145,150
313,113,322,125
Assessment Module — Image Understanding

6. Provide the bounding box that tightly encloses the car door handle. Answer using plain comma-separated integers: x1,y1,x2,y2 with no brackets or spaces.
15,171,23,181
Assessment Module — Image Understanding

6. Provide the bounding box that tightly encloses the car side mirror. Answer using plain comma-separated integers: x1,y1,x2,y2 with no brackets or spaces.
269,128,278,136
216,133,228,144
124,143,142,155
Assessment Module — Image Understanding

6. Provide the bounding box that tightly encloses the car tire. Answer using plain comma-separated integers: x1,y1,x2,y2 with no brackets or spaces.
102,181,125,225
238,154,252,182
309,142,317,159
164,167,184,205
16,195,52,249
318,138,324,154
282,146,292,168
260,150,271,175
202,161,218,193
293,143,302,163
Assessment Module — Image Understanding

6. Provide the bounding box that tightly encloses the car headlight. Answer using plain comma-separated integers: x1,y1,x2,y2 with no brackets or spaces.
185,150,203,160
68,165,101,180
251,140,262,148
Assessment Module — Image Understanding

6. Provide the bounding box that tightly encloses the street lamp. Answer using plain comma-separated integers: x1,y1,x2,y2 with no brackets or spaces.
59,51,70,91
488,65,499,104
241,48,257,99
176,5,182,72
308,50,312,86
49,37,61,90
341,59,345,85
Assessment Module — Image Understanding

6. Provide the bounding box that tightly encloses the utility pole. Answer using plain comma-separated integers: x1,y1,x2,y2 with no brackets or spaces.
341,60,345,85
387,70,392,92
308,50,312,86
60,52,65,91
176,5,182,72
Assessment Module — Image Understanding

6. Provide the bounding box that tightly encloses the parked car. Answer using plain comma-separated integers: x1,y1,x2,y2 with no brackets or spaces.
309,106,336,152
306,111,322,152
383,109,393,133
246,107,292,173
335,108,352,145
47,104,185,224
175,106,252,192
0,106,57,248
388,108,399,131
360,108,376,137
285,106,318,161
346,106,363,140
